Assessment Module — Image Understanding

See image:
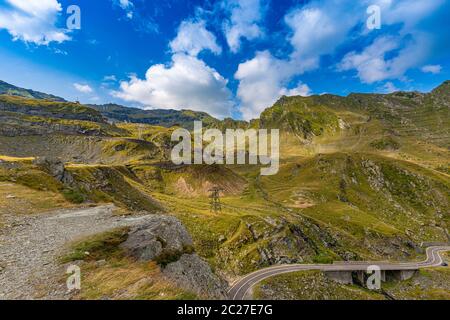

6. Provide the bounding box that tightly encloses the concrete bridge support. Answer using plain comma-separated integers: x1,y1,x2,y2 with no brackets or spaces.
324,271,353,284
354,271,365,285
325,269,415,287
387,270,417,281
380,270,386,282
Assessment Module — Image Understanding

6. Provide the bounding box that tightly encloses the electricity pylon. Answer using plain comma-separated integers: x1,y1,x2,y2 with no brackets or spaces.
209,186,223,213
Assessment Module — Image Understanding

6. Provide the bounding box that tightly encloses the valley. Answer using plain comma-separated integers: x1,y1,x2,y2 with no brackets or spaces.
0,80,448,300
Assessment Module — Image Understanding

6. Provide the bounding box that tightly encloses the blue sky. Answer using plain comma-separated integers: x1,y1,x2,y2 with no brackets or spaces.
0,0,449,120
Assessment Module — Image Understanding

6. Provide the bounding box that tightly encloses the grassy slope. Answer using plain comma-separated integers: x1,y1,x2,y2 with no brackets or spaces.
0,95,102,121
254,270,385,300
61,228,197,300
0,82,449,299
0,157,76,227
254,253,450,300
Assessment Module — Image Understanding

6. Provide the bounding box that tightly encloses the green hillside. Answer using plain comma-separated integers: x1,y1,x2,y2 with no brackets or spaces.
0,80,65,101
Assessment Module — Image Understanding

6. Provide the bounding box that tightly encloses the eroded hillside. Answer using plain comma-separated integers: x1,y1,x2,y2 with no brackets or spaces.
0,80,449,299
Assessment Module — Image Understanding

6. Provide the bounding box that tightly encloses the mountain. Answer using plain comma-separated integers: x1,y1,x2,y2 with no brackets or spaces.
0,80,448,300
260,83,450,157
0,81,245,130
88,103,220,130
88,103,250,130
0,80,65,102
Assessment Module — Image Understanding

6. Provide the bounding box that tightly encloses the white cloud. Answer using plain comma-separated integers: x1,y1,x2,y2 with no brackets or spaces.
281,82,312,97
170,20,221,56
278,0,444,86
0,0,70,45
381,82,399,93
118,0,133,9
338,34,430,83
339,36,398,83
74,83,94,94
222,0,265,53
336,0,444,83
114,0,134,19
235,51,314,120
103,75,117,82
421,64,442,74
285,3,358,64
371,0,445,29
113,53,233,119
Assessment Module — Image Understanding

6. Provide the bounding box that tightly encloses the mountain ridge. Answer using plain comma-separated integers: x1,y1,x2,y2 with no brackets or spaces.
1,79,449,128
0,78,448,300
0,80,66,102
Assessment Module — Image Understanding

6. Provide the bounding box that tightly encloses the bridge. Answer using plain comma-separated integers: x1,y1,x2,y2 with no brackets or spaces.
228,246,450,300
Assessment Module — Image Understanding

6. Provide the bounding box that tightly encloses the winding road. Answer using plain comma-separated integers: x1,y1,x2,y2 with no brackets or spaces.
228,246,450,300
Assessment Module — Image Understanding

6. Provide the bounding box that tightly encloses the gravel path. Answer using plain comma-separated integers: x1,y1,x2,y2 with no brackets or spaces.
0,205,152,300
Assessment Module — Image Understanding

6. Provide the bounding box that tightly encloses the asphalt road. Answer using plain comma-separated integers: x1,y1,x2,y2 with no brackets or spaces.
228,246,450,300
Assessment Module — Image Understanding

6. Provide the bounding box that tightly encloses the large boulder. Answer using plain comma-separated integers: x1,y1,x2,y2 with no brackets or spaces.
35,157,74,184
163,254,228,299
121,215,228,299
121,215,193,262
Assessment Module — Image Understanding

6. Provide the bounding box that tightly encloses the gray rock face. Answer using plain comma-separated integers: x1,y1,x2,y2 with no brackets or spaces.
35,157,74,184
121,215,193,262
121,215,228,299
163,254,228,299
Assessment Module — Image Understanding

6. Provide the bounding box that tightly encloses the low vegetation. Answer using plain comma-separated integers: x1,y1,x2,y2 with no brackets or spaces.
0,80,449,299
62,228,198,300
61,227,130,263
254,270,384,300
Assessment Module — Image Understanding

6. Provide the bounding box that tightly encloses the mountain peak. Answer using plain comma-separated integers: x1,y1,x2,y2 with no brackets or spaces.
430,80,450,98
0,80,66,102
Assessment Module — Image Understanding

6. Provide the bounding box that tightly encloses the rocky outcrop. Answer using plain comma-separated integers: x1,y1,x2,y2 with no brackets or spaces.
163,254,228,299
0,98,104,122
0,114,109,137
35,157,74,184
121,215,228,299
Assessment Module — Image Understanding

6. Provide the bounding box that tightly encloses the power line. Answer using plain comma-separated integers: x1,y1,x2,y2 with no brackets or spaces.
209,186,223,213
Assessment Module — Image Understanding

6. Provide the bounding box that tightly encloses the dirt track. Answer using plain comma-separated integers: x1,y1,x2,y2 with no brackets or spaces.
0,205,151,300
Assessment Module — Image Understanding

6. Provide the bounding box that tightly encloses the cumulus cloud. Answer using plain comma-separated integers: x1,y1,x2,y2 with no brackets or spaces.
74,83,94,94
371,0,445,29
421,64,442,74
235,51,314,120
234,0,444,119
0,0,70,45
222,0,266,53
338,34,430,83
103,75,117,82
281,82,312,97
113,16,233,118
285,3,358,65
337,0,444,83
170,20,221,56
234,1,362,120
113,53,233,118
381,82,399,93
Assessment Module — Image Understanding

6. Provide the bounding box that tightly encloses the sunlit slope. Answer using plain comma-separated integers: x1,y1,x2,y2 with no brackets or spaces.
0,80,449,279
260,153,449,243
261,83,449,172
